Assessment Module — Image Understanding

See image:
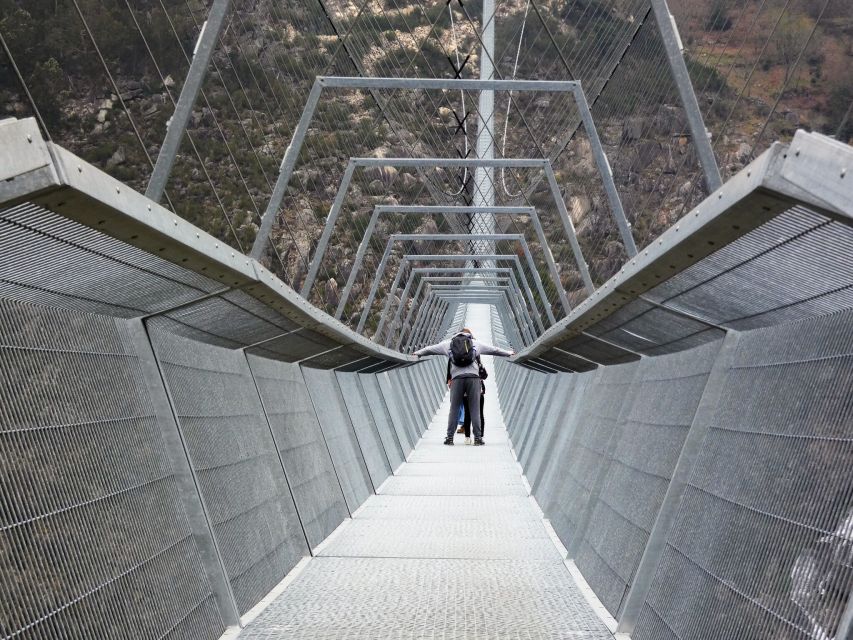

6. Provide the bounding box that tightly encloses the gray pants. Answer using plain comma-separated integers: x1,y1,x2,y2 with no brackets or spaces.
448,376,482,439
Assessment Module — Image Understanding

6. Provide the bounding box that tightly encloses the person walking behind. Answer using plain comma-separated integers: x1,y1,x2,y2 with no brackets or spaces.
416,328,512,446
447,357,488,445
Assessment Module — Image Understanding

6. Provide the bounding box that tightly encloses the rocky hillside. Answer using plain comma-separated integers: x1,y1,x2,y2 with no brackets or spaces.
1,0,850,327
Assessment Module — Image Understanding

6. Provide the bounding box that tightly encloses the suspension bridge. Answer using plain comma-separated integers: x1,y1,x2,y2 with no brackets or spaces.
0,0,851,638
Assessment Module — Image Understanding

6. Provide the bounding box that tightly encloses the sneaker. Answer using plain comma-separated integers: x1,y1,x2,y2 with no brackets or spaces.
456,426,464,434
465,437,472,445
474,438,484,446
443,437,454,446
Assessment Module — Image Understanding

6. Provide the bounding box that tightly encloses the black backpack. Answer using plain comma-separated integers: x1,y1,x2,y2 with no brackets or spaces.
449,333,475,367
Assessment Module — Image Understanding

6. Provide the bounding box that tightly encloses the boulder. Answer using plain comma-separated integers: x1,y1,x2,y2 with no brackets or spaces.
736,142,752,163
621,116,646,143
654,105,687,136
105,147,126,171
401,172,418,189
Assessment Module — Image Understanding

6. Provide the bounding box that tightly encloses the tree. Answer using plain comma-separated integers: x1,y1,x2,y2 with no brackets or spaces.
769,12,815,87
705,0,733,32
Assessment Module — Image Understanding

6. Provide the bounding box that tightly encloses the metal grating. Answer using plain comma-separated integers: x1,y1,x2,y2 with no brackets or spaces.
0,203,220,317
301,367,374,514
335,372,393,488
648,207,853,331
634,309,853,640
545,361,640,549
0,297,223,639
148,326,308,614
357,372,405,470
575,340,722,617
245,355,349,551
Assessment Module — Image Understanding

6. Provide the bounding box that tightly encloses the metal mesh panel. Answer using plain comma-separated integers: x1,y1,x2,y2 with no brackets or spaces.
384,369,423,446
0,203,220,317
148,327,307,614
335,371,393,489
546,362,641,549
586,298,725,356
0,297,223,639
523,375,577,490
634,309,853,640
376,371,414,456
534,204,853,367
161,290,300,349
245,355,349,551
358,372,405,471
647,207,853,331
302,367,374,513
575,340,723,617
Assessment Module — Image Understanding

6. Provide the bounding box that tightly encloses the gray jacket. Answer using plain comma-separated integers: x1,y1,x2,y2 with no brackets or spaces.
415,334,513,379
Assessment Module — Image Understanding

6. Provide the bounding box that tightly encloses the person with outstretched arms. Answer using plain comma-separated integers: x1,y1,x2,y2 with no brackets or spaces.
415,328,513,446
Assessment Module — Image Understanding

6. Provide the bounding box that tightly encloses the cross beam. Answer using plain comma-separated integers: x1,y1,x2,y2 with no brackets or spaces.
333,204,577,319
248,75,633,265
358,234,556,336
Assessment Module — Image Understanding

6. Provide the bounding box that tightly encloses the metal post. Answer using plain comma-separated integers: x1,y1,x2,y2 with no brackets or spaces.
250,78,323,259
422,299,448,348
396,277,427,349
474,0,497,255
374,261,407,339
649,0,723,192
543,163,595,293
336,203,380,318
417,297,451,350
523,200,575,310
616,332,740,634
572,86,639,256
517,236,557,325
302,160,356,297
356,241,394,334
382,273,416,346
146,0,232,202
406,291,437,351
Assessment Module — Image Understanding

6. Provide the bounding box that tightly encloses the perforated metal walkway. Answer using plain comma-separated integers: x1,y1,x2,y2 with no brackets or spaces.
238,309,614,639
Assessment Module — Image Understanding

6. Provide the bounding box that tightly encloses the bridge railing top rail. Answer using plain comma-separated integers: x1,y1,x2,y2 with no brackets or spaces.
0,117,414,370
512,129,853,372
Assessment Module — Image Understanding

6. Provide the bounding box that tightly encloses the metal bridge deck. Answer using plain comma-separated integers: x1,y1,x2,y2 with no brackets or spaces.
238,365,614,639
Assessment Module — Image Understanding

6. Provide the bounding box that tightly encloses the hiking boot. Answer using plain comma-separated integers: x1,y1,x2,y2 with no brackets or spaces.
465,437,472,445
474,438,484,446
456,426,464,434
443,437,454,446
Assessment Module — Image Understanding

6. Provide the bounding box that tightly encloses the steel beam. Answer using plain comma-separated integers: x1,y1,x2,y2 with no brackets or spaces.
250,78,323,259
248,77,624,267
649,0,722,192
316,76,579,92
397,273,529,343
146,0,232,202
373,260,408,339
542,164,595,292
572,87,638,256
